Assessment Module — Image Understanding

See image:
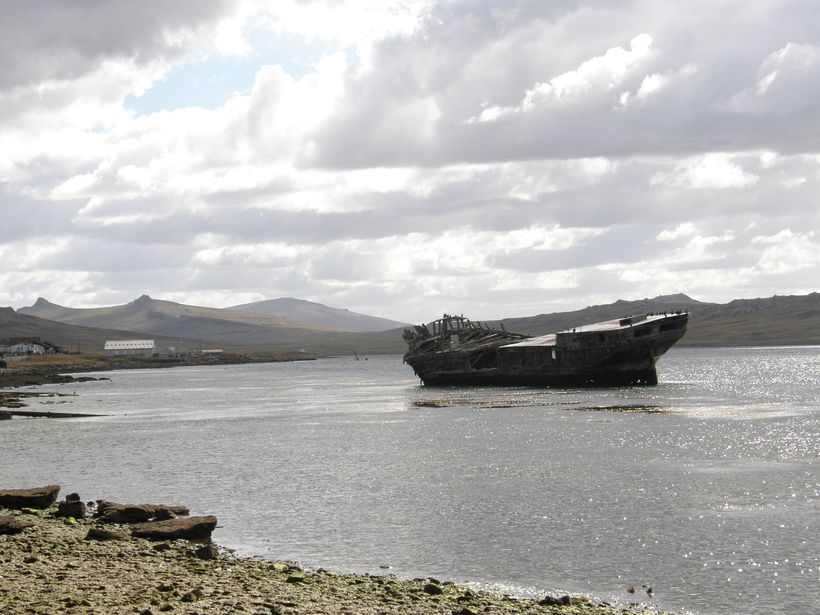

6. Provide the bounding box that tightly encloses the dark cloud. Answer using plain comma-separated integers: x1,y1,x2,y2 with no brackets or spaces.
312,0,820,167
0,1,231,90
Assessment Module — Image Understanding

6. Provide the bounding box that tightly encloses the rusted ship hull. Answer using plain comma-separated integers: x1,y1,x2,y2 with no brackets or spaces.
403,312,688,387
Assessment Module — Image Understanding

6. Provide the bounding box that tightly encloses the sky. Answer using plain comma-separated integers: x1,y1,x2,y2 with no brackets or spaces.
1,0,819,322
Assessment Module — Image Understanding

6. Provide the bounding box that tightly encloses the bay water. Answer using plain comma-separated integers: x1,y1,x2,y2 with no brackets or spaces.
1,346,817,614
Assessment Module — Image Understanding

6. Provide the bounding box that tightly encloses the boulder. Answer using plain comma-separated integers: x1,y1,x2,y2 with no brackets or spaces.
95,500,190,523
538,594,588,607
85,527,131,541
180,587,204,603
56,500,87,519
131,515,217,540
0,485,60,509
0,514,35,534
193,544,219,560
151,507,178,521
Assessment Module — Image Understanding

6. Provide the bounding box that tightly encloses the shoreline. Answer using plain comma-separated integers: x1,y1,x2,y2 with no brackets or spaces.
0,353,316,409
1,489,667,614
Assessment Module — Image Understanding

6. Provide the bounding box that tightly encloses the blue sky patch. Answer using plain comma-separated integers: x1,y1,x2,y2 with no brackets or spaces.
125,34,341,115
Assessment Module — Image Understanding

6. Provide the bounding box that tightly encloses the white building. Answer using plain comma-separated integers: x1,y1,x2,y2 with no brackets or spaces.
1,338,45,355
6,342,45,355
103,340,156,357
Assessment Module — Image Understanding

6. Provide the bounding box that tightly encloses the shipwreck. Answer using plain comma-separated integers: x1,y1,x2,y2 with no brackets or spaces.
403,311,688,387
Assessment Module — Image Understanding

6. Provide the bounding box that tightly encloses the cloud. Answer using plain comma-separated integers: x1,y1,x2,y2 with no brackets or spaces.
0,1,231,91
753,229,820,274
725,42,820,116
0,0,818,320
657,223,697,242
650,153,759,189
618,63,698,108
474,33,655,123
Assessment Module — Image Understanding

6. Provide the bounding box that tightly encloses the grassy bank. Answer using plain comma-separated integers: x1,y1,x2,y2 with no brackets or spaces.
0,502,664,614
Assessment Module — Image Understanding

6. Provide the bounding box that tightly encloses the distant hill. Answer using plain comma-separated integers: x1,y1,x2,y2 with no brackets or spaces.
10,292,819,356
497,293,820,347
679,293,820,346
0,308,187,353
19,295,299,332
16,295,407,354
497,294,706,334
229,297,409,332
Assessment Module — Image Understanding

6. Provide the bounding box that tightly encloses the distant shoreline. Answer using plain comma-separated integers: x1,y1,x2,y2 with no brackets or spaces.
3,344,818,410
0,352,316,407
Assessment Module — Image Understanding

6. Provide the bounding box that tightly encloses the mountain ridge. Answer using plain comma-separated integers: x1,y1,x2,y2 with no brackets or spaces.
7,292,820,354
0,307,192,352
496,292,820,347
228,297,409,332
15,295,403,354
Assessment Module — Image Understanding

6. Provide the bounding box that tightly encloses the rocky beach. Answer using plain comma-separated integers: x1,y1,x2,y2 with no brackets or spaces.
0,485,666,615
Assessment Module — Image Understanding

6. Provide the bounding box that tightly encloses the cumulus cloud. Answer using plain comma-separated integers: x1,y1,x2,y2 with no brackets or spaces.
474,33,655,123
753,229,820,274
657,223,698,242
725,42,820,116
618,63,698,108
650,153,759,189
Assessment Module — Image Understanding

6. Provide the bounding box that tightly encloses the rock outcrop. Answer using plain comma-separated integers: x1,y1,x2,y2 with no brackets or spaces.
0,515,36,535
56,500,87,519
95,500,190,523
131,515,218,540
85,527,131,541
0,485,60,509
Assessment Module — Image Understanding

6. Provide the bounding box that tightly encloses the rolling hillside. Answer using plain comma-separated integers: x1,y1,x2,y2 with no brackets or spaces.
497,293,820,347
9,292,820,356
0,308,188,354
230,297,409,332
678,293,820,346
16,296,406,354
497,293,704,335
19,295,301,333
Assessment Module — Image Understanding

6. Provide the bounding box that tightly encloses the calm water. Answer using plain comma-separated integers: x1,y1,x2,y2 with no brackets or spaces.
2,347,818,615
